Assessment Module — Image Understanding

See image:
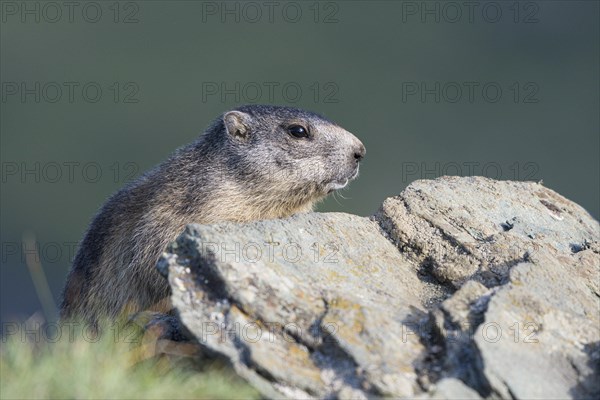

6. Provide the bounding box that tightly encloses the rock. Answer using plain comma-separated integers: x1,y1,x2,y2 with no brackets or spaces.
158,177,599,399
373,177,599,291
474,258,599,399
429,378,482,400
164,213,427,398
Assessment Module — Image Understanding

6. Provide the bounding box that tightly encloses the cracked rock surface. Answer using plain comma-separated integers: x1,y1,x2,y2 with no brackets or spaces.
158,177,599,399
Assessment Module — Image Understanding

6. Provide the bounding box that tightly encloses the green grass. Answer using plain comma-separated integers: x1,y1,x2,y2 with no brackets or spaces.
0,325,259,400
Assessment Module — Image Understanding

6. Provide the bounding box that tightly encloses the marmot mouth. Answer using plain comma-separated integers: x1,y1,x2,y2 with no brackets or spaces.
325,166,359,193
326,179,350,193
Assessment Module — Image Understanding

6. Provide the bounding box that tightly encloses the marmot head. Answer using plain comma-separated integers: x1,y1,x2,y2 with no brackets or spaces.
206,105,365,212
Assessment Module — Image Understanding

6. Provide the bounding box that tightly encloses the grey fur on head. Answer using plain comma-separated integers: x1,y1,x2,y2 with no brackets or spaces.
61,104,365,324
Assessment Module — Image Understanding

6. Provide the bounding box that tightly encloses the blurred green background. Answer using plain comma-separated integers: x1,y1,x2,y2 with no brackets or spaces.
1,1,598,324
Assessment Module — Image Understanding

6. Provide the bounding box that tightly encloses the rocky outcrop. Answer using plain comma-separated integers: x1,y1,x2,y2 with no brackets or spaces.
157,177,600,399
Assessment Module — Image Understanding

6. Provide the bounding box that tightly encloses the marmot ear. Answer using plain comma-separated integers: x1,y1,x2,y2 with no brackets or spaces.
223,111,252,139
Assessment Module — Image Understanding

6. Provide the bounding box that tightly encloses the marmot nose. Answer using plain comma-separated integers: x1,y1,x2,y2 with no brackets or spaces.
354,143,366,162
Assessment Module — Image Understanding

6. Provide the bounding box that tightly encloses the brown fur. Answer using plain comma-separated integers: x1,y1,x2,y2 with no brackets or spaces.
61,105,365,325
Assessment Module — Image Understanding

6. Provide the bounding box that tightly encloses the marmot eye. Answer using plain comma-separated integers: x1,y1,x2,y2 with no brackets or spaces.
288,125,309,139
